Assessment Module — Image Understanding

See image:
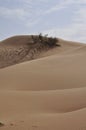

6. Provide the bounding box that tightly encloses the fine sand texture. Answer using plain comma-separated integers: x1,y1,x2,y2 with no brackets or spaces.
0,35,86,130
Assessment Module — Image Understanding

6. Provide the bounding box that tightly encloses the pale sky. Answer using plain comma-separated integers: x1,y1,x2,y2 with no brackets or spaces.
0,0,86,43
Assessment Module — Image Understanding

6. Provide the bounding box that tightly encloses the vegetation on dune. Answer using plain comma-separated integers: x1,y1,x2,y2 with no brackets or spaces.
31,33,60,47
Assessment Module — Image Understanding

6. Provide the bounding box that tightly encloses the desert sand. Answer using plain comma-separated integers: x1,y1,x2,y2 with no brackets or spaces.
0,35,86,130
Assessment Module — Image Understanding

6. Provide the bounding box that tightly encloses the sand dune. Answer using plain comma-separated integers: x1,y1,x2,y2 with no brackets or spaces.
0,35,86,130
0,48,86,90
0,35,60,68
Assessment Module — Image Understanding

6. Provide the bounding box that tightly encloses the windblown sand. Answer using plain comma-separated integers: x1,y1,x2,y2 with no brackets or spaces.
0,35,86,130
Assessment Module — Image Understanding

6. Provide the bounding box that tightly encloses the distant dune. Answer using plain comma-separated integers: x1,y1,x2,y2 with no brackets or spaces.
0,35,60,68
0,35,86,130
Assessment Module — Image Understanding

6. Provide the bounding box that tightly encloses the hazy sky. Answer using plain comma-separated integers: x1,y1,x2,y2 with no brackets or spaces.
0,0,86,43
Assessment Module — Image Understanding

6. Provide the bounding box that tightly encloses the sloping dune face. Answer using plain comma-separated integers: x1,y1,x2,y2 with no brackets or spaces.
0,35,60,68
0,36,86,130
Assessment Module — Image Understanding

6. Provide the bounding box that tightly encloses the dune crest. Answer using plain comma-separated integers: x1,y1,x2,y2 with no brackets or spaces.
0,35,60,68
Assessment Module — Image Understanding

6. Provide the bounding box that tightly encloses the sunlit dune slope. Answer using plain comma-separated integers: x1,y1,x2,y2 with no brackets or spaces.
0,35,86,130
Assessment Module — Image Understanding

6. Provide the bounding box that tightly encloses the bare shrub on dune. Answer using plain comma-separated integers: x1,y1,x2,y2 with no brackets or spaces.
31,33,60,48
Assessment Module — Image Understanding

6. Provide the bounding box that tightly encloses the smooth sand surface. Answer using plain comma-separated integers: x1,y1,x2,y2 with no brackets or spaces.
0,36,86,130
